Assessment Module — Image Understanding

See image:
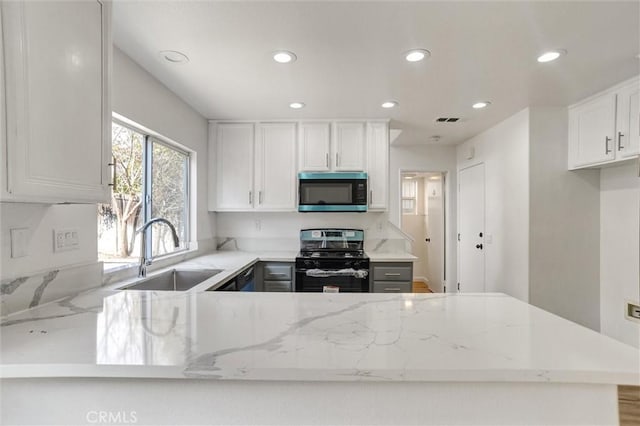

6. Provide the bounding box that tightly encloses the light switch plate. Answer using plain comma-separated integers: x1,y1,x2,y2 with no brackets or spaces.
53,228,80,252
10,228,29,258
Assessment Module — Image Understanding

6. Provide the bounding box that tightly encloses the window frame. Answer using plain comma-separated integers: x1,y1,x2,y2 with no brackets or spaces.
103,116,192,268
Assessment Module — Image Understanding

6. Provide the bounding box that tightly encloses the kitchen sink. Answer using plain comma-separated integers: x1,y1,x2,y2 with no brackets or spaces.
118,269,223,291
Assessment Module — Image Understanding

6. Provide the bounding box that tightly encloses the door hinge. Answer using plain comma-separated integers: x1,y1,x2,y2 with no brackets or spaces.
457,233,461,241
443,285,446,292
457,282,460,291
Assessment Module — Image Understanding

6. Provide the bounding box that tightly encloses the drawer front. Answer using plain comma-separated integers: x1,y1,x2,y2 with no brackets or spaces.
373,266,412,282
264,264,292,280
264,280,292,292
372,281,412,293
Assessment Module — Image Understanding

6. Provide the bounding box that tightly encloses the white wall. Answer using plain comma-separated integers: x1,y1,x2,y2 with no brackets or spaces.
112,47,214,246
600,162,640,347
528,107,601,331
456,109,530,301
390,145,457,291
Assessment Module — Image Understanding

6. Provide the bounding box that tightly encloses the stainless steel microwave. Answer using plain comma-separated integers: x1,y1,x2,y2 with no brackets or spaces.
298,172,367,212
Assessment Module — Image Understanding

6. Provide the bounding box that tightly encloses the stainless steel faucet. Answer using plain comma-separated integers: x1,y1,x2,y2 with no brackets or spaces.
136,218,180,277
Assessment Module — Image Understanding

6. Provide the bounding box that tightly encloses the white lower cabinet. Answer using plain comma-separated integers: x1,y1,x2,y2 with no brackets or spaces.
568,77,639,169
213,122,296,212
1,0,112,203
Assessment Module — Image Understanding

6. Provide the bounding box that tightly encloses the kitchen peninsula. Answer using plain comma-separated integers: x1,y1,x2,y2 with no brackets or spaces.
1,268,638,425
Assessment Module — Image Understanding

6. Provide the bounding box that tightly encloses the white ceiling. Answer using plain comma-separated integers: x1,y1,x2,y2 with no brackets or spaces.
112,1,640,146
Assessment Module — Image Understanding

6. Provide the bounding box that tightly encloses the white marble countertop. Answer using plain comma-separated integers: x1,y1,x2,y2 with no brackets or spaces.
1,289,638,385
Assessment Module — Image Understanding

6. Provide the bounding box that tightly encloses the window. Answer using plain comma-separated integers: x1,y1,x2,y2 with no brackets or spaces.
402,179,418,215
98,120,190,269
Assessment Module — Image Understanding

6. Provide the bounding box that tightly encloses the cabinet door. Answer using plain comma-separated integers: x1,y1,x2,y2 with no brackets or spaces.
298,122,330,171
255,123,297,210
366,122,389,210
332,122,365,171
2,1,111,203
568,93,617,168
617,81,640,158
216,123,254,210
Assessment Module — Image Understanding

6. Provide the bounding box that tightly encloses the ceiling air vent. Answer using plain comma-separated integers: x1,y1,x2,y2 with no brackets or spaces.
435,117,460,123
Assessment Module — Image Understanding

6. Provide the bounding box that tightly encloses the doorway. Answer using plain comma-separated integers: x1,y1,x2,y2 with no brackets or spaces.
457,163,485,292
399,171,446,292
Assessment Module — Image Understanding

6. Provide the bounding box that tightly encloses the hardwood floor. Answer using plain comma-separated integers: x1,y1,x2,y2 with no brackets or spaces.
412,281,433,293
619,385,640,426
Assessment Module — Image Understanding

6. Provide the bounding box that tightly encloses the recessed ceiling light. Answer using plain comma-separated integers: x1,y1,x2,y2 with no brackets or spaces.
429,176,441,181
289,102,305,109
381,100,398,109
403,176,414,180
537,49,566,63
273,51,297,63
159,50,189,64
472,101,491,109
405,49,430,62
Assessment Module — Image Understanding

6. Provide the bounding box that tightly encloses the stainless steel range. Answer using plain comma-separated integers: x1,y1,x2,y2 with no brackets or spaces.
295,228,370,292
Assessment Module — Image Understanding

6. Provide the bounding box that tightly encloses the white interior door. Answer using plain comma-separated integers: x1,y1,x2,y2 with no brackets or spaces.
458,164,485,292
425,177,444,291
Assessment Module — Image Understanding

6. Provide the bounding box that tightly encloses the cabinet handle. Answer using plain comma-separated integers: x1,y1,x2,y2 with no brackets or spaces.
269,273,287,276
618,131,624,150
249,191,253,204
605,136,612,155
259,191,263,204
384,288,401,292
384,273,401,276
325,153,329,168
336,153,339,167
108,157,116,187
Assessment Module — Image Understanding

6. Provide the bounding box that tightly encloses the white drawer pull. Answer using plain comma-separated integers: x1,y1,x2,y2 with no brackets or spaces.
385,288,401,291
385,273,401,276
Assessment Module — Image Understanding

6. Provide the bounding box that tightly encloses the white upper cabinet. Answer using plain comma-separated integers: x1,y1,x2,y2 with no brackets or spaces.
215,123,254,210
298,121,366,172
255,123,297,210
332,122,366,171
366,121,389,211
616,80,640,159
1,0,112,203
298,122,331,172
213,122,297,212
568,77,639,169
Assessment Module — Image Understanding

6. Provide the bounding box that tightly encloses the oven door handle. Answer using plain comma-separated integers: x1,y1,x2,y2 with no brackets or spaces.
304,268,369,279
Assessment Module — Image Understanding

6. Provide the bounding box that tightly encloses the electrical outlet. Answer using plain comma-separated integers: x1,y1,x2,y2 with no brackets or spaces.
53,228,80,252
626,302,640,322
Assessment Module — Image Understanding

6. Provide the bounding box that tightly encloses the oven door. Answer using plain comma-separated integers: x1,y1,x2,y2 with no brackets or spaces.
295,267,369,292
